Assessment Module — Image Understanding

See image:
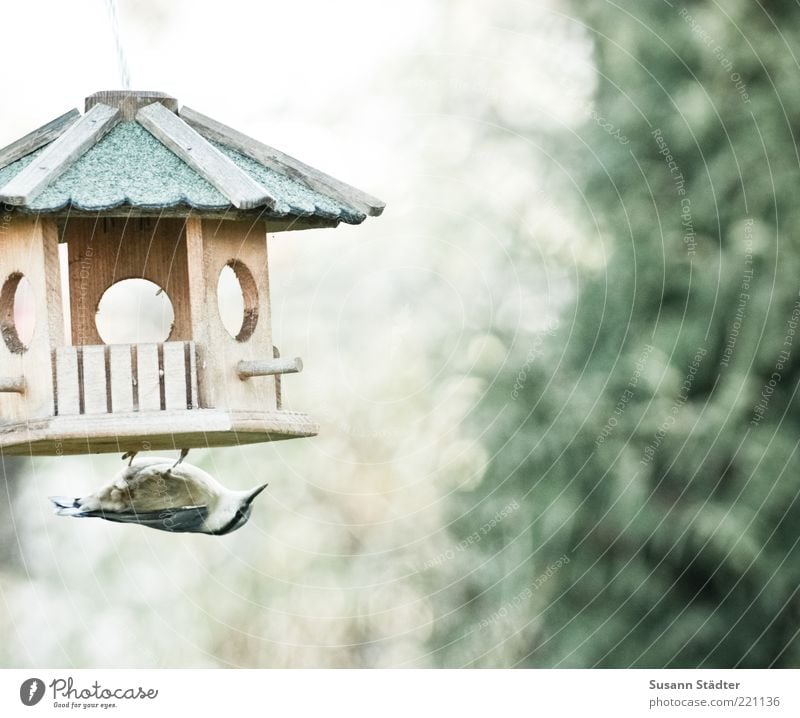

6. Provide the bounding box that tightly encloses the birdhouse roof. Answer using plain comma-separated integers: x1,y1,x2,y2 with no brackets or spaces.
0,91,384,227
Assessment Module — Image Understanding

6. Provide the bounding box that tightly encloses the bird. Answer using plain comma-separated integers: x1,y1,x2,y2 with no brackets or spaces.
49,457,268,535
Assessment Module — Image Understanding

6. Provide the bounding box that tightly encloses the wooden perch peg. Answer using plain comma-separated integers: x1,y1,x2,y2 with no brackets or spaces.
0,376,25,393
237,357,304,379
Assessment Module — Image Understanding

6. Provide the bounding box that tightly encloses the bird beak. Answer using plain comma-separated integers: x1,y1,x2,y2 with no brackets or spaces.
245,483,269,505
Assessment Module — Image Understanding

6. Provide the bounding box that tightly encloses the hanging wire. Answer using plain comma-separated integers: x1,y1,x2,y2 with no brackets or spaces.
105,0,132,89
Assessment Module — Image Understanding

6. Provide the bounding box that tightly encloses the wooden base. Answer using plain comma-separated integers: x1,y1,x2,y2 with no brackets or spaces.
0,409,318,456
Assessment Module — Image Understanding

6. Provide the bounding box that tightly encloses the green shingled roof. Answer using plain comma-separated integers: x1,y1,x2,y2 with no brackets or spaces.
0,94,384,225
0,121,364,223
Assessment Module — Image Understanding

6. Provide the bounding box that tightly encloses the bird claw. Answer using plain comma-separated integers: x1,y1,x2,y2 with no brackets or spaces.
173,448,189,469
122,451,138,466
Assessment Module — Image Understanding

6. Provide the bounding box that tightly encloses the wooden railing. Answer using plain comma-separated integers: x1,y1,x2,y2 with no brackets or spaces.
52,341,198,415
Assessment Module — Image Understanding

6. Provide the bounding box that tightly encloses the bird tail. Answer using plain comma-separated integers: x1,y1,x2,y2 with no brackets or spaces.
49,496,90,517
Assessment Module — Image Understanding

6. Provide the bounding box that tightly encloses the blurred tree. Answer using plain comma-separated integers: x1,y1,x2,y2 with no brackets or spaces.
429,0,800,667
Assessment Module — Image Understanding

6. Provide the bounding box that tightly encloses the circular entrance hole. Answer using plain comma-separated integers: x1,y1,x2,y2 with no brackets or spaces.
1,273,36,353
95,278,175,344
217,261,259,342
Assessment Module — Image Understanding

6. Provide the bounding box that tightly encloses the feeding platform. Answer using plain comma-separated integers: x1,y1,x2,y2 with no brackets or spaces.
0,91,384,456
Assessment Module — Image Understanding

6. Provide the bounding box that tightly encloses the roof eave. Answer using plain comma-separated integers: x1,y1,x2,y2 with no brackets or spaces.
7,204,348,231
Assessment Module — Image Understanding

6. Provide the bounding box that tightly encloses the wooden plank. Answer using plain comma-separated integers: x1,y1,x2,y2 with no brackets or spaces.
0,408,320,456
108,344,134,413
162,341,188,410
187,219,277,412
66,217,192,346
187,341,199,410
0,109,81,171
55,347,80,415
0,377,25,393
81,345,108,414
136,103,275,210
41,219,65,349
136,343,161,412
185,219,212,408
237,357,303,378
85,91,178,120
0,217,63,422
180,105,386,217
0,104,120,206
40,206,339,229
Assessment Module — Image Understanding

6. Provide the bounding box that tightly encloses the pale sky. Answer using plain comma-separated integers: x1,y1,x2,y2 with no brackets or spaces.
0,0,434,188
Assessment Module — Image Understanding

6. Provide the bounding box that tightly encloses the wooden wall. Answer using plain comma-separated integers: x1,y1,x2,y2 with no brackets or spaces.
0,215,277,424
0,216,63,422
186,217,276,411
64,217,192,346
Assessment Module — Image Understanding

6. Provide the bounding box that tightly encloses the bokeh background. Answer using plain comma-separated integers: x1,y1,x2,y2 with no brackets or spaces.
1,0,799,668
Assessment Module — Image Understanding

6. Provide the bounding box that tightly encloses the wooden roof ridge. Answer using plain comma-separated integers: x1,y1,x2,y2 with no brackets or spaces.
0,108,81,172
136,102,276,211
179,106,385,217
0,104,120,206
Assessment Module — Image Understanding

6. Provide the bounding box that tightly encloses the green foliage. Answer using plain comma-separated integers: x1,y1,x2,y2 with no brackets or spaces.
428,0,800,667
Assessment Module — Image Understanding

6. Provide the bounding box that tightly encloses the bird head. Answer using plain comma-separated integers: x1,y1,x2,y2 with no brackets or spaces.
213,482,269,535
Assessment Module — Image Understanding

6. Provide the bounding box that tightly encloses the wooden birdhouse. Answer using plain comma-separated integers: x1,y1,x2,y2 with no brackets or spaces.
0,91,384,456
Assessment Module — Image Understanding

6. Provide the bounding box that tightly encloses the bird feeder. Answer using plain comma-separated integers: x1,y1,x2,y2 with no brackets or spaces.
0,91,384,456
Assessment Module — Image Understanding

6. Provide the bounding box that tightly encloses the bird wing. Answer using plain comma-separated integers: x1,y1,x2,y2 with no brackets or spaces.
85,505,210,533
93,461,219,513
